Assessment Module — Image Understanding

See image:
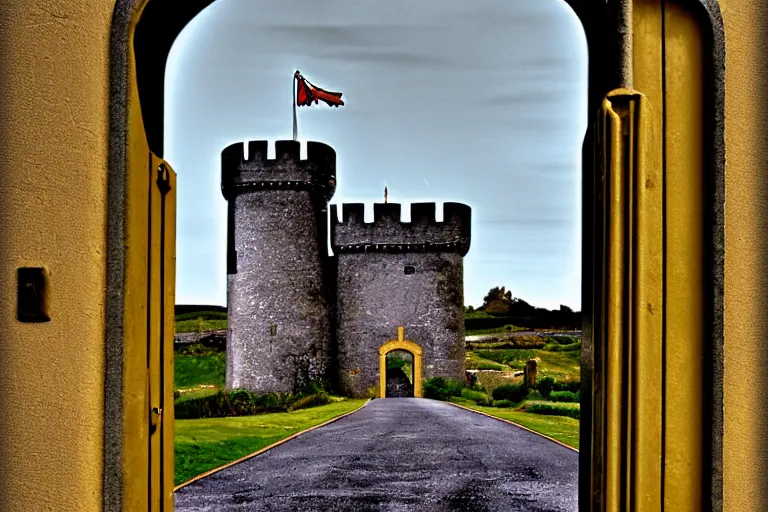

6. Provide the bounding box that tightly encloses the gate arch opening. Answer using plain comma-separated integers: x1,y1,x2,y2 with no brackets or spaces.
379,327,422,398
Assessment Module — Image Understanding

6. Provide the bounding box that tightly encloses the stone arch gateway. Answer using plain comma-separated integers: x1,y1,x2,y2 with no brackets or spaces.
379,327,423,398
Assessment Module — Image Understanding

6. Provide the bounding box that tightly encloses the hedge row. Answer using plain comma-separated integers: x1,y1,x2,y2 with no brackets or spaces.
174,311,580,331
465,314,580,331
174,389,332,419
175,310,228,322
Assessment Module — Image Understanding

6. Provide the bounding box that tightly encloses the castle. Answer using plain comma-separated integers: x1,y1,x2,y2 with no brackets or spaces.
221,140,472,398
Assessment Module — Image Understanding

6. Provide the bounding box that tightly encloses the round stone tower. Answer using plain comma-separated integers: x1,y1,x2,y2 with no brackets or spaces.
330,201,472,397
221,140,336,394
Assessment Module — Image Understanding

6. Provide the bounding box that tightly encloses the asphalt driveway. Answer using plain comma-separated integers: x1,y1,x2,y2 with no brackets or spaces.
174,398,578,511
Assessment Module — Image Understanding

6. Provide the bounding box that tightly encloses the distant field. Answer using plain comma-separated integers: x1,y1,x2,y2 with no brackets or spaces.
175,353,225,392
466,347,580,380
175,312,228,334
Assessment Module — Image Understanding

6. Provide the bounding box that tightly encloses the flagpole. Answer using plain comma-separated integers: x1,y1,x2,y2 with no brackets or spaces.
292,71,298,141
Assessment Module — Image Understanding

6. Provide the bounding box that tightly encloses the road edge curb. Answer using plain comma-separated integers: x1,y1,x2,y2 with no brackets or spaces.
173,398,371,492
447,401,579,453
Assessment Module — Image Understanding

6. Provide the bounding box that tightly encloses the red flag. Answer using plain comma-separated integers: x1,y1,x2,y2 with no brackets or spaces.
295,71,344,108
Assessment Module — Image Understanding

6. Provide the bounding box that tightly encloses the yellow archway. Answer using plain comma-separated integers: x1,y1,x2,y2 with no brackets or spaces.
379,326,423,398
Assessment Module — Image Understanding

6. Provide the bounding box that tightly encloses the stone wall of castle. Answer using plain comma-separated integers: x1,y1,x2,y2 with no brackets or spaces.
331,202,471,397
222,140,336,393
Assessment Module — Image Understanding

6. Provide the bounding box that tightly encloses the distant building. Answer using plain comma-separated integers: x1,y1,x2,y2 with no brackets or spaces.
221,140,472,398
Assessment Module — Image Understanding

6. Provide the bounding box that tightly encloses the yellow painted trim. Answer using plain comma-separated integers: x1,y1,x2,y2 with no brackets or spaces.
447,402,579,453
172,399,370,492
379,327,423,398
593,89,664,511
660,5,706,510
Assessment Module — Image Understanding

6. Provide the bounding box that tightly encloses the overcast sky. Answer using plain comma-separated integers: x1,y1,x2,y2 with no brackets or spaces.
165,0,588,310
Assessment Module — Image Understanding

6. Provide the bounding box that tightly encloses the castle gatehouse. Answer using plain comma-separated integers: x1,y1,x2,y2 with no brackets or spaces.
221,140,471,398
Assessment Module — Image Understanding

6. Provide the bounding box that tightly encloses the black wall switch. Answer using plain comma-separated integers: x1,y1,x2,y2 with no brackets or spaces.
17,267,50,323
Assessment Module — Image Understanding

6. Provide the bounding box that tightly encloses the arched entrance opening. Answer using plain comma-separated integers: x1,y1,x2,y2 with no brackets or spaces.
379,327,422,398
385,350,415,397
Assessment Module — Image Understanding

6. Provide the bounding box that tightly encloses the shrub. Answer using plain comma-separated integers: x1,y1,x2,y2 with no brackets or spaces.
175,311,228,321
174,390,229,419
491,383,528,403
537,377,555,398
296,380,326,397
527,403,580,419
552,380,581,393
549,390,580,403
173,387,335,419
422,380,448,401
460,388,490,405
288,392,332,411
423,377,464,401
477,372,519,395
492,399,514,408
474,361,507,371
546,335,580,345
465,316,517,332
543,340,582,352
387,357,408,370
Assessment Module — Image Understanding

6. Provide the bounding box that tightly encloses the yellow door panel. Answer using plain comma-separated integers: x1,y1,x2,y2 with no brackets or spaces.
659,4,706,510
161,164,178,511
593,89,663,512
589,1,710,510
148,152,163,510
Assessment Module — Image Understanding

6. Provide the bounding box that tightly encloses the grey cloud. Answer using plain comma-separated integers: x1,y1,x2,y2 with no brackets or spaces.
314,48,445,67
257,24,435,49
476,88,572,107
476,217,572,227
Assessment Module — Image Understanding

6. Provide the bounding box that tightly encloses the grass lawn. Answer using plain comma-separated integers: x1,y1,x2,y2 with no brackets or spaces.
175,353,225,390
174,399,368,486
465,351,509,371
176,318,228,334
452,400,580,450
471,348,580,380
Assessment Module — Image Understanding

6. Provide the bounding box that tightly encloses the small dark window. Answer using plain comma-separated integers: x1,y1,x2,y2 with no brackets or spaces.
404,266,415,275
269,324,277,336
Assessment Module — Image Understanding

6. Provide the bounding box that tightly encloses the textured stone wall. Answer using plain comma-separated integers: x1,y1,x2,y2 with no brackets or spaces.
335,252,466,397
222,140,335,393
331,201,471,397
332,202,471,253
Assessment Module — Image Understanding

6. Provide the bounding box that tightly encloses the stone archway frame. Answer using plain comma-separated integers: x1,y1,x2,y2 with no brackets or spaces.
379,326,423,398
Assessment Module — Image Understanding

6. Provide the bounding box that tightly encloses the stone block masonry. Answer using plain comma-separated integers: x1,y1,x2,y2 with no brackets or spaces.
222,140,336,394
221,139,472,398
331,202,472,397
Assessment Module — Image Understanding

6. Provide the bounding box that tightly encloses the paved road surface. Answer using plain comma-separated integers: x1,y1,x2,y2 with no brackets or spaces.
175,398,578,511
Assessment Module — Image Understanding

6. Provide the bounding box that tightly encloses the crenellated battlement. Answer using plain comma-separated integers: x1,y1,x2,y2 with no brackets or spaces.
331,202,471,256
221,140,336,201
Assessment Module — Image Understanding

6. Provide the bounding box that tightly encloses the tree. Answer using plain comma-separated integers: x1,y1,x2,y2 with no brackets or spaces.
483,286,512,305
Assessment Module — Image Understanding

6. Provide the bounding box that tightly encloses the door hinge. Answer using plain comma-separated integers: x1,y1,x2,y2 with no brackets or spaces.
156,163,171,195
